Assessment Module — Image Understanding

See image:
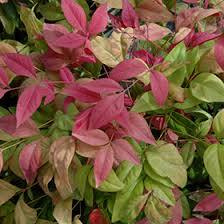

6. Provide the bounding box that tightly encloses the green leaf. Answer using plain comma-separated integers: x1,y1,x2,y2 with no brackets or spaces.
210,177,224,200
37,3,64,21
162,0,175,9
112,163,142,222
88,169,124,192
53,198,72,224
144,177,175,206
131,92,162,112
164,42,187,85
190,73,224,102
146,143,187,187
168,112,197,136
180,142,195,168
0,7,15,34
0,201,15,217
196,118,213,137
74,165,91,199
174,89,201,109
204,144,224,192
144,195,172,224
186,46,200,76
144,162,174,188
180,193,191,219
57,115,74,131
0,180,20,206
213,109,224,138
15,195,37,224
20,6,43,44
84,182,93,207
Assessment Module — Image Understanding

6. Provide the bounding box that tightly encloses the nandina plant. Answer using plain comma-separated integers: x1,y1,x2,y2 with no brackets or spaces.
1,0,224,223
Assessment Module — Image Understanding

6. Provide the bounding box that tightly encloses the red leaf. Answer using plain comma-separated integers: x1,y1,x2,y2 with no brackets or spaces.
151,116,167,130
112,139,140,165
109,59,148,82
89,209,110,224
72,129,109,146
63,83,101,103
0,151,3,174
94,144,114,187
150,70,169,107
89,93,124,129
0,67,9,87
82,78,123,94
54,33,86,48
59,67,74,83
186,218,212,224
194,193,224,212
19,141,41,184
16,85,42,127
118,112,155,144
61,0,87,33
0,88,8,99
3,53,36,78
88,4,108,36
122,0,139,28
215,36,224,70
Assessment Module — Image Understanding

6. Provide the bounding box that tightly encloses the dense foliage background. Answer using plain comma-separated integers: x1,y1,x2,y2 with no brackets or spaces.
1,0,224,223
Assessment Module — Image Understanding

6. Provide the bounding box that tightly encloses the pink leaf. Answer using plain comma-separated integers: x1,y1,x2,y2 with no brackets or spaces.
136,218,150,224
39,81,55,105
82,78,123,94
194,193,224,212
150,70,169,107
184,0,199,4
118,112,155,144
215,36,224,70
135,24,171,42
0,151,3,174
59,67,74,83
61,0,87,33
16,85,42,128
43,23,69,54
19,141,42,184
109,59,148,82
54,33,86,48
112,139,140,165
42,49,68,71
3,53,36,78
63,83,101,103
0,88,8,99
94,144,114,187
72,129,109,146
0,115,40,139
88,4,108,36
0,67,9,87
89,93,124,129
151,116,167,130
189,32,221,48
168,200,182,224
183,0,199,3
122,0,139,28
185,218,212,224
73,108,92,132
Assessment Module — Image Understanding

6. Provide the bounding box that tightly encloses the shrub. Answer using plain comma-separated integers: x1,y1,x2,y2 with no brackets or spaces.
0,0,224,223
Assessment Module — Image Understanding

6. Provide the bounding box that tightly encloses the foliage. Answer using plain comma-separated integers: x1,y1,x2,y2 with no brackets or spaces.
0,0,224,223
